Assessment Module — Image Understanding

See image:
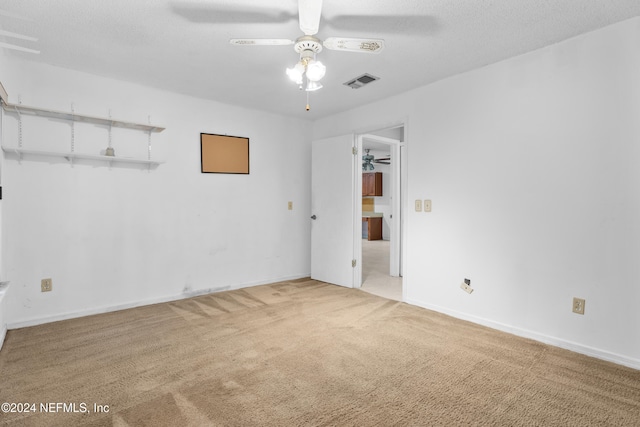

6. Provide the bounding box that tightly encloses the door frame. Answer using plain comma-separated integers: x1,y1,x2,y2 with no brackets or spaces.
353,125,407,297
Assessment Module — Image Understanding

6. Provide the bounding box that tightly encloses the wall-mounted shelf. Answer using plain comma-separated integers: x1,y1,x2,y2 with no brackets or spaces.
2,102,165,133
1,147,163,166
1,99,165,168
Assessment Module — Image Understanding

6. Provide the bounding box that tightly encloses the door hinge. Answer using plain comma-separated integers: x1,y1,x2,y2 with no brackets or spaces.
352,259,357,267
352,147,358,155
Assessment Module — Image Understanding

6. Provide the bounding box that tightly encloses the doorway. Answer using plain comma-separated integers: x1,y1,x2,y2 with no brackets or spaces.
357,126,405,301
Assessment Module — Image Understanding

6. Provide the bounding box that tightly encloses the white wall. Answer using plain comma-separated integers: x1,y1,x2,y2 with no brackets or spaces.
0,49,8,346
1,58,312,327
0,48,7,285
314,18,640,368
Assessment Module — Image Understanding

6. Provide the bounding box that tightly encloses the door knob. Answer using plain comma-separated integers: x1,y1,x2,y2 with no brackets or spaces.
310,215,317,220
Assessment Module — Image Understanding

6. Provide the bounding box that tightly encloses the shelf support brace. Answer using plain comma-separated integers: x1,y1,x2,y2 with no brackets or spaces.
70,103,75,153
147,115,152,172
70,103,75,167
15,101,22,150
147,115,152,161
14,98,23,163
108,109,113,153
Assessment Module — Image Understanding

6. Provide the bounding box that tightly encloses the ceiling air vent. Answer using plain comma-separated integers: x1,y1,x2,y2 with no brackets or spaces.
344,73,379,89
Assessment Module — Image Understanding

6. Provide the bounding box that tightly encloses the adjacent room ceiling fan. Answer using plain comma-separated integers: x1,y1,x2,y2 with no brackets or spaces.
362,149,390,171
363,149,375,171
373,155,390,165
230,0,384,110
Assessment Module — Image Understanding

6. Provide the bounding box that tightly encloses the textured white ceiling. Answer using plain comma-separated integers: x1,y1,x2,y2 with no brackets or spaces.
1,1,639,119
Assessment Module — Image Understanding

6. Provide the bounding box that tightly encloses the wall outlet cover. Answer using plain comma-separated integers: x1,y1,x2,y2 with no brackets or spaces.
460,282,473,294
572,297,585,314
415,199,422,212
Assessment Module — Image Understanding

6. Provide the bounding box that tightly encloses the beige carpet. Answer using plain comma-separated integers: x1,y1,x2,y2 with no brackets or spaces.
0,278,638,426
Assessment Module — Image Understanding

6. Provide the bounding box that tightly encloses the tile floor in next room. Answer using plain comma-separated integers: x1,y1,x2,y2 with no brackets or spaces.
360,239,402,301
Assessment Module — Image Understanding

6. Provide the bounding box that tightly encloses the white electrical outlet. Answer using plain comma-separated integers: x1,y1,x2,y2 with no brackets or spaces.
424,199,432,212
415,199,422,212
572,297,585,315
460,282,473,294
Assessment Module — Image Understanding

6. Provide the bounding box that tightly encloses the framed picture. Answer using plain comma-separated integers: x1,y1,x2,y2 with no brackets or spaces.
200,133,249,174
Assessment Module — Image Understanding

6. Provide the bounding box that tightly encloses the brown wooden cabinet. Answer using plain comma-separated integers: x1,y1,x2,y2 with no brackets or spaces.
362,217,383,241
362,172,383,196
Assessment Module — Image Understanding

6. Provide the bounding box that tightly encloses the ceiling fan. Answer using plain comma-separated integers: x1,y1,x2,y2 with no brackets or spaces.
230,0,384,110
373,155,390,165
362,149,390,170
363,149,375,170
0,9,39,54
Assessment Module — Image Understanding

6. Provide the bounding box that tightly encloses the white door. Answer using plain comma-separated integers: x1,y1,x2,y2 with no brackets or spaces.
311,134,357,287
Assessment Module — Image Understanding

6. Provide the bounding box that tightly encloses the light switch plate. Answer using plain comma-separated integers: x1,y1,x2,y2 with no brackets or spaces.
424,200,432,212
415,199,422,212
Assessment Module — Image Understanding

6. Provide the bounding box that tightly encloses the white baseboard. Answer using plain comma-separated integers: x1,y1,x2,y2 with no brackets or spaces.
405,298,640,371
7,274,310,330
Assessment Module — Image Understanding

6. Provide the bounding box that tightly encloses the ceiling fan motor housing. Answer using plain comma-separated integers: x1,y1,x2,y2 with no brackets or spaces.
294,35,323,54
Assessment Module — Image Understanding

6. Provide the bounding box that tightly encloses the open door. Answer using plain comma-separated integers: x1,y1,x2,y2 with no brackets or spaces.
360,133,403,277
310,134,357,288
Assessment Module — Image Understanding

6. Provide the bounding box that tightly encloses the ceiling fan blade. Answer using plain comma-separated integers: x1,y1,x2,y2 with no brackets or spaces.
230,39,294,46
0,41,39,54
0,29,37,42
299,0,323,36
324,37,384,53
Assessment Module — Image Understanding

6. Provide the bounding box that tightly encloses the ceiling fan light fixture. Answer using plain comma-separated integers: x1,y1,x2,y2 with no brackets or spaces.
305,81,323,91
286,63,305,84
306,60,326,81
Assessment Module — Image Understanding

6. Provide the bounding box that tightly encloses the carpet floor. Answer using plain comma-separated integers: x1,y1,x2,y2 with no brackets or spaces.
0,278,638,426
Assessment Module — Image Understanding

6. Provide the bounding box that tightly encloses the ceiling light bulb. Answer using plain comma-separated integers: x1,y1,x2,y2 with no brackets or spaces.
306,60,326,82
305,81,323,92
286,63,304,84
